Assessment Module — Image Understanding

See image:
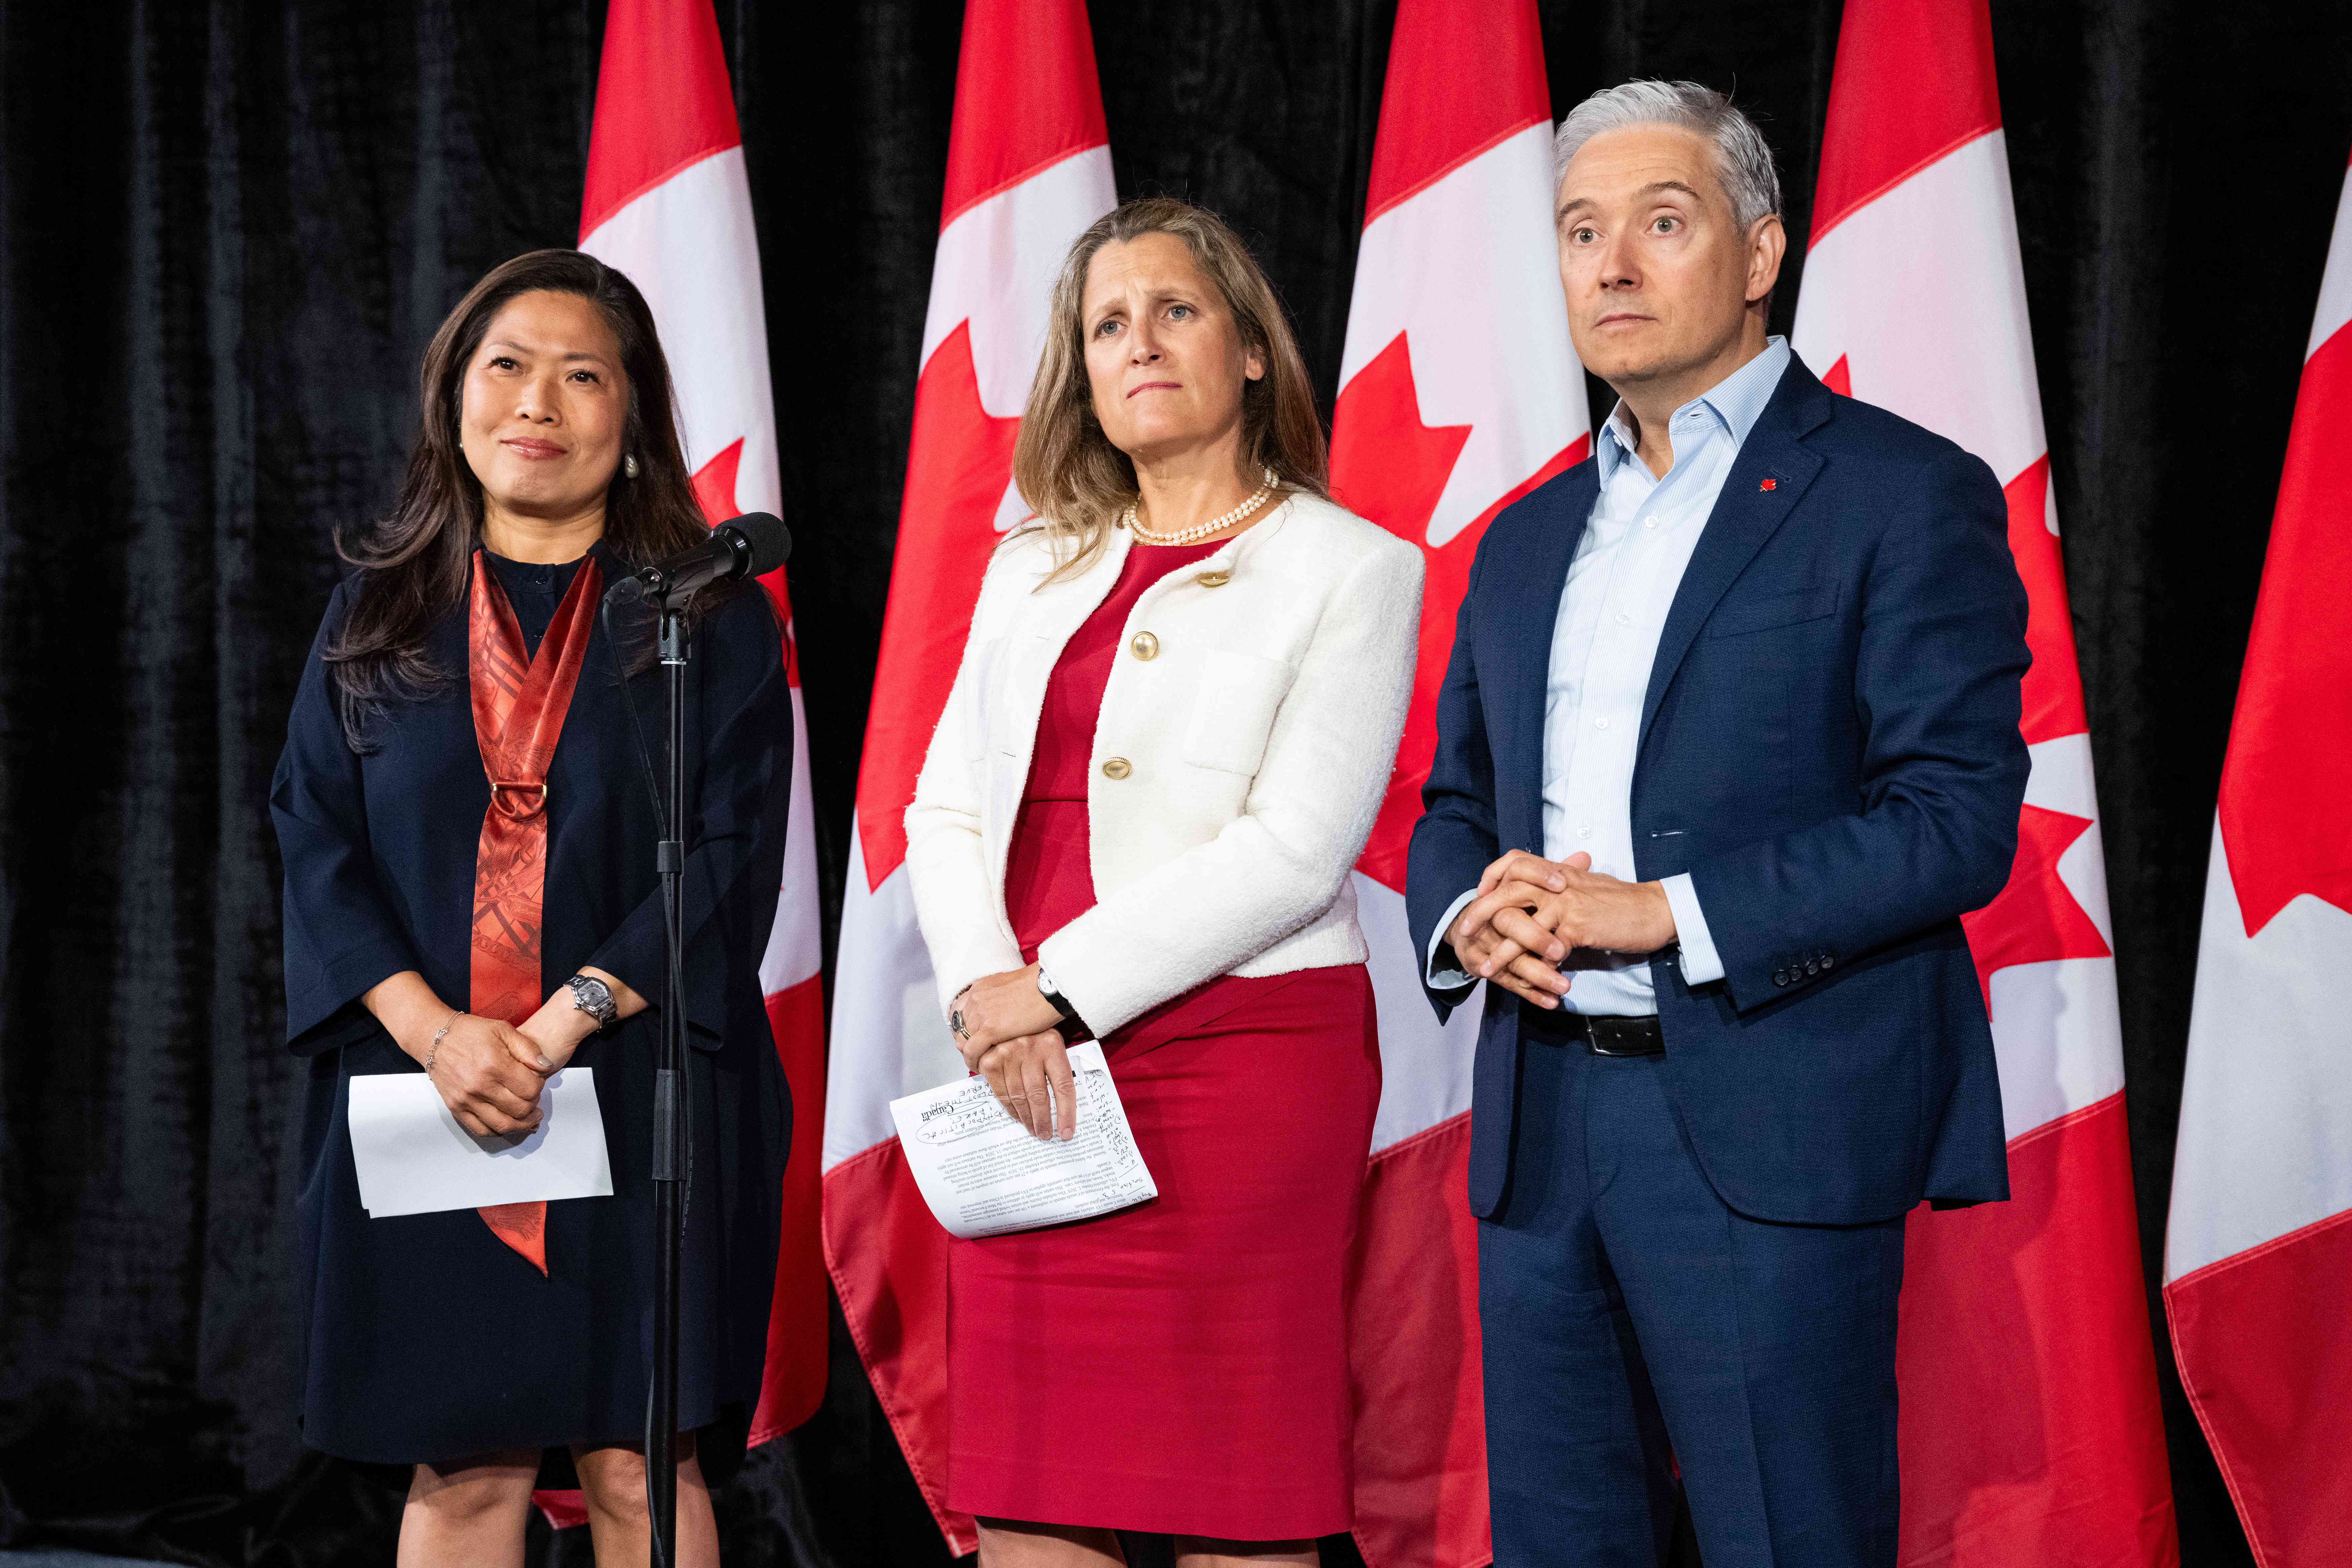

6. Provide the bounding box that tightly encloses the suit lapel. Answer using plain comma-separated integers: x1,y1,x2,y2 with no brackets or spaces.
1492,467,1597,849
1637,361,1835,757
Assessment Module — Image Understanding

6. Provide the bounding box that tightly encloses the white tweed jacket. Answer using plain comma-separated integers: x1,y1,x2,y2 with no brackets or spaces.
904,492,1424,1037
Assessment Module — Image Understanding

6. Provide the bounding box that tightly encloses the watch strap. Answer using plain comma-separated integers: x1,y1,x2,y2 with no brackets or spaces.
1035,968,1092,1042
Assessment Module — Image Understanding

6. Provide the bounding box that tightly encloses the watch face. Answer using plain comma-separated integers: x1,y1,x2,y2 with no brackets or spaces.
572,975,615,1019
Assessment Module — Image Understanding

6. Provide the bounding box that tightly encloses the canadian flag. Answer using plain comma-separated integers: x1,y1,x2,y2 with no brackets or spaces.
819,0,1114,1550
2165,147,2352,1566
573,0,829,1507
1791,3,2178,1562
1329,3,1587,1564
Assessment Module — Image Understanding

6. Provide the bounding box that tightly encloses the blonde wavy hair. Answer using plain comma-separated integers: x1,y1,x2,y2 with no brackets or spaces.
1010,197,1329,583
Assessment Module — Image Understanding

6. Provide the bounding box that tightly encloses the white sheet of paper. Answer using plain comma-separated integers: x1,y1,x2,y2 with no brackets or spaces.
889,1040,1157,1240
347,1068,615,1218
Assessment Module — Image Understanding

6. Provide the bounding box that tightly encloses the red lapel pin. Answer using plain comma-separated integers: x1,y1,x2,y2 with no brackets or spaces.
1759,477,1778,492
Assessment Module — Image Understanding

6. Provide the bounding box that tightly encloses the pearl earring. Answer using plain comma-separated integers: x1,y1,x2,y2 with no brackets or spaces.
623,454,639,479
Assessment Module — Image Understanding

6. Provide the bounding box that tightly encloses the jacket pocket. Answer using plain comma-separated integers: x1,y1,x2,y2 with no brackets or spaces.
1180,649,1294,776
1708,582,1839,639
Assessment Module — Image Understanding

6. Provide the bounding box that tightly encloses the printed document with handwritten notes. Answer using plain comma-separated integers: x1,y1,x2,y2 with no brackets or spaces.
889,1041,1157,1239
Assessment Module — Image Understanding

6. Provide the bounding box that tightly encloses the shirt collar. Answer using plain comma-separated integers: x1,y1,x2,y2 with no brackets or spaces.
1595,335,1793,485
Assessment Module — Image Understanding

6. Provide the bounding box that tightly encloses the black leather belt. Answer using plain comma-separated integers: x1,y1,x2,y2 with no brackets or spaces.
1522,1005,1665,1057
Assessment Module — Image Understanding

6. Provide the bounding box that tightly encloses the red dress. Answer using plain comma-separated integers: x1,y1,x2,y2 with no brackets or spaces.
944,538,1382,1540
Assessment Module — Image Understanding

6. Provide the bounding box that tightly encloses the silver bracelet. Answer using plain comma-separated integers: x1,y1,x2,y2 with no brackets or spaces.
425,1012,460,1075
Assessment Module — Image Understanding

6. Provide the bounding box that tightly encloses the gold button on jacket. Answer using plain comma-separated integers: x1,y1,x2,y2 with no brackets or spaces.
1195,570,1230,588
1130,631,1159,661
1100,757,1132,780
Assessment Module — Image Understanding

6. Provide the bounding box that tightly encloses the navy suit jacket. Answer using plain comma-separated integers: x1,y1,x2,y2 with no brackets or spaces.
1407,354,2030,1226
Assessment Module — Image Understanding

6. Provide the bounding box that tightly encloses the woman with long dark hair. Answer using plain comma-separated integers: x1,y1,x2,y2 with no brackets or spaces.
270,249,791,1567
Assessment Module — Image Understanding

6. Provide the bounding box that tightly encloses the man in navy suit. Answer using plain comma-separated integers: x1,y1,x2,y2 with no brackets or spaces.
1408,81,2030,1566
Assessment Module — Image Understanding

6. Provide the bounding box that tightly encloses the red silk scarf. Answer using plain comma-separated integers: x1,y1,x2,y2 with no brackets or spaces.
466,548,603,1274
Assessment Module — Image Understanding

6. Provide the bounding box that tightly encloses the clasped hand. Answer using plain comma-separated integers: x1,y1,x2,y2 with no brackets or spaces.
950,964,1076,1143
1446,850,1678,1011
424,1014,558,1139
424,990,605,1139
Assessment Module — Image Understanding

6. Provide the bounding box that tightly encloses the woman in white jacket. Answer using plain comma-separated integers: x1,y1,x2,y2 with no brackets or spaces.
904,198,1422,1568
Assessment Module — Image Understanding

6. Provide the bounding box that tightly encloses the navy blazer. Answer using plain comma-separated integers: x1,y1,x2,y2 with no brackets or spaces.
1407,355,2030,1226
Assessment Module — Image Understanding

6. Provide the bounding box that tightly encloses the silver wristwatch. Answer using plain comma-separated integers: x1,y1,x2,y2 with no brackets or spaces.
565,972,619,1029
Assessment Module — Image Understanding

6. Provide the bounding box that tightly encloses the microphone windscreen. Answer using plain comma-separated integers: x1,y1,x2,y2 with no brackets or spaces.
721,511,792,575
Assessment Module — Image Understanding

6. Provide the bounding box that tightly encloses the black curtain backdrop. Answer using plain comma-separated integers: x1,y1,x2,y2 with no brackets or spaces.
4,1,2348,1564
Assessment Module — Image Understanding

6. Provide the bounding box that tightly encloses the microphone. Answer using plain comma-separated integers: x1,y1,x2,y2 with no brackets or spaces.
608,511,792,610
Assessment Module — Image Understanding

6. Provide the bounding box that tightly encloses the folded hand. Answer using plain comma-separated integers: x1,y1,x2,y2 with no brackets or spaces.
1448,850,1678,1010
1451,851,1584,1009
425,1014,555,1138
950,964,1062,1059
975,1028,1077,1141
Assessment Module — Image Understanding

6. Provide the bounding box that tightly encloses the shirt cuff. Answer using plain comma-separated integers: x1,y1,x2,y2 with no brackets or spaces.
1661,873,1724,986
1425,887,1482,992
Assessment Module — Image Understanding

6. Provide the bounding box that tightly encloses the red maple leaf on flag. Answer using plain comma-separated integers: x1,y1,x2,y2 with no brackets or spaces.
1331,333,1475,892
855,321,1023,886
690,436,744,527
2002,457,2090,744
2217,328,2352,935
689,437,802,687
1332,331,1589,891
1960,802,2112,1010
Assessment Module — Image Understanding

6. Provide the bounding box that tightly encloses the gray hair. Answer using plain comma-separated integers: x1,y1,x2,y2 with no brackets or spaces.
1552,80,1782,232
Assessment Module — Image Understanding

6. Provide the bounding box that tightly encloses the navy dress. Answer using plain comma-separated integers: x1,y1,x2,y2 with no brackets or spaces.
269,544,793,1474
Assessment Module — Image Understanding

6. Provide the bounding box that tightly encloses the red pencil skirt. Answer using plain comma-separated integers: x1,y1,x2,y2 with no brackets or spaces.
942,961,1382,1539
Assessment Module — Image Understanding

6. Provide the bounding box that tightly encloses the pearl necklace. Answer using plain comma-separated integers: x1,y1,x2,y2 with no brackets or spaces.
1123,467,1279,546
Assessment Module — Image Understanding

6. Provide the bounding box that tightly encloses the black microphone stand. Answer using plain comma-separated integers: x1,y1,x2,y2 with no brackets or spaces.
610,515,788,1568
648,598,690,1568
